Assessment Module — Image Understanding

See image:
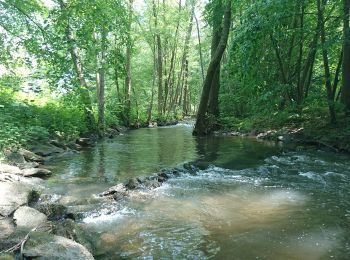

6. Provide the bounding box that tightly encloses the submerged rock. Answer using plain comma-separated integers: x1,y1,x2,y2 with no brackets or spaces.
22,232,94,260
13,206,47,229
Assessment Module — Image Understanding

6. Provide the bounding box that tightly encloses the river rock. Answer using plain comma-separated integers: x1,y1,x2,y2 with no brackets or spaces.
18,161,40,169
50,139,68,150
35,203,68,221
22,232,94,260
0,182,32,216
0,218,15,240
23,168,52,178
4,151,26,165
125,178,142,190
0,163,22,175
76,138,93,147
19,148,44,162
29,144,64,157
13,206,47,229
67,141,83,151
99,183,127,197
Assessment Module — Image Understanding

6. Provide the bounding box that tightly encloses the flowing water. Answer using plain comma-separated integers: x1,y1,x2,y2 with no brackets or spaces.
45,124,350,259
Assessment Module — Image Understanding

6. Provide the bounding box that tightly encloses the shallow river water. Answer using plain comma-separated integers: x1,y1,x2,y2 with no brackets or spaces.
46,124,350,259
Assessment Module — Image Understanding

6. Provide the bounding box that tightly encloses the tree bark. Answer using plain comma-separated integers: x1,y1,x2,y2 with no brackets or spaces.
317,0,336,123
125,0,133,126
58,0,96,131
208,0,223,117
96,29,107,132
341,0,350,112
193,0,232,136
194,11,205,82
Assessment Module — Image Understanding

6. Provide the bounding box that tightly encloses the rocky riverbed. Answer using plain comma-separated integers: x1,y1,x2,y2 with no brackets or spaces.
0,125,181,259
0,133,118,259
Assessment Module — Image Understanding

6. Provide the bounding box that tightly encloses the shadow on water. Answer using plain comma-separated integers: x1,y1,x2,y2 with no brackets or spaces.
45,125,350,259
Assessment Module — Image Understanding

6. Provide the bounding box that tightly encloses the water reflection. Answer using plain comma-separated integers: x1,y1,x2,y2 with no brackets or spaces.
45,125,350,259
48,127,279,187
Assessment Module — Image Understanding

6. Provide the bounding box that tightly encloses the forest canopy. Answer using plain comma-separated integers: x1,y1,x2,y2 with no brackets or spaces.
0,0,349,149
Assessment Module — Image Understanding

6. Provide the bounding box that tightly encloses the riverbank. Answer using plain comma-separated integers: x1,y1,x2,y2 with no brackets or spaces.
217,113,350,153
0,126,128,259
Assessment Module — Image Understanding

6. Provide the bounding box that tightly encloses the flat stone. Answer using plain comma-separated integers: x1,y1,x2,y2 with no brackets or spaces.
29,144,64,157
13,206,47,229
23,168,52,178
0,182,31,216
18,148,44,162
18,161,40,169
22,232,94,260
0,163,22,175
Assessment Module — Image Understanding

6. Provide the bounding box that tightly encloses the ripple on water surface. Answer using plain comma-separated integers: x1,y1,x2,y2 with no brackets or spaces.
45,126,350,259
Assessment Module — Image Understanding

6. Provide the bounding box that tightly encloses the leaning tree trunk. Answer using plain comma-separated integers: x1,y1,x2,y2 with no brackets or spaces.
193,0,232,136
208,0,223,117
341,0,350,112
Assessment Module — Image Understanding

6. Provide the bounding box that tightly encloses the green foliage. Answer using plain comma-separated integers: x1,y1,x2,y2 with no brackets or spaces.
0,90,86,150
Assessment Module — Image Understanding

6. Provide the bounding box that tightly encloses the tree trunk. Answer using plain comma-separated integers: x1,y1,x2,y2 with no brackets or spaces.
193,0,232,136
208,1,223,117
125,0,133,126
171,0,194,114
58,0,96,131
341,0,350,112
318,0,336,123
96,29,106,132
164,0,182,114
194,11,205,82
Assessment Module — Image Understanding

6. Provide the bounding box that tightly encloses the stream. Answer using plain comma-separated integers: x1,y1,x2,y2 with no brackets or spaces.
45,124,350,259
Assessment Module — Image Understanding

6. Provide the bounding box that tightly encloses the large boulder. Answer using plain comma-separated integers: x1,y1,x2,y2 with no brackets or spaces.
29,144,65,157
13,206,47,229
0,182,32,216
22,232,94,260
18,148,44,162
22,168,52,178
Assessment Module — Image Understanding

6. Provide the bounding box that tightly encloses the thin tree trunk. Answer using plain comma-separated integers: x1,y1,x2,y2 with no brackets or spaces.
164,0,182,113
96,29,107,132
318,0,336,123
58,0,96,131
193,0,232,136
341,0,350,112
171,0,194,113
194,11,205,82
125,0,133,126
148,41,157,124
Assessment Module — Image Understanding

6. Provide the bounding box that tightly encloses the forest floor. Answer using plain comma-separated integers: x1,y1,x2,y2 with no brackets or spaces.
217,113,350,153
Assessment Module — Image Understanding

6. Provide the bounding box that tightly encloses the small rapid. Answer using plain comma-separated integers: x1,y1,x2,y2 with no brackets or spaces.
45,125,350,259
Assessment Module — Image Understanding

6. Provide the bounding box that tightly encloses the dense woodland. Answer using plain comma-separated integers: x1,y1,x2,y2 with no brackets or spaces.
1,0,350,149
